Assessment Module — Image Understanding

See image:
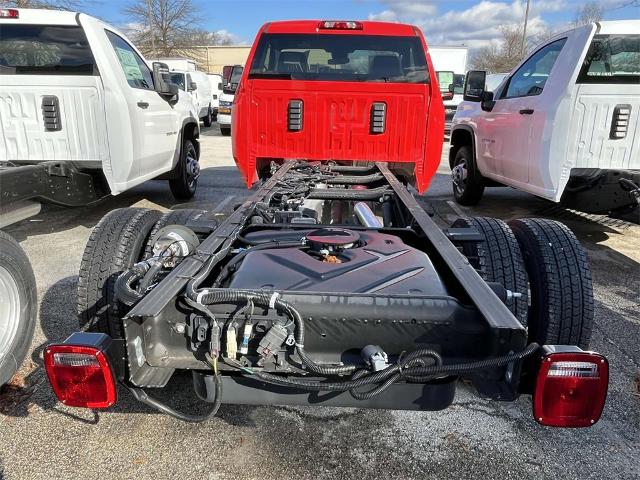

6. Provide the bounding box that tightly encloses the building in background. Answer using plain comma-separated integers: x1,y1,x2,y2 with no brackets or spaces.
182,45,251,73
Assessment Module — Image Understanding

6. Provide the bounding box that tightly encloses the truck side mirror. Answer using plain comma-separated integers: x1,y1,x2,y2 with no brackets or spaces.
448,84,455,93
188,81,198,92
463,70,487,102
152,62,179,99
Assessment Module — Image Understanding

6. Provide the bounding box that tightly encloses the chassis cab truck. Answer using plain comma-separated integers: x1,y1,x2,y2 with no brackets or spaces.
450,21,639,217
0,8,202,227
46,20,608,428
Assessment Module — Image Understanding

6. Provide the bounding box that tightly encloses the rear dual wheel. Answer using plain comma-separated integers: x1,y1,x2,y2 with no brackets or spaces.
78,208,211,334
454,216,594,348
78,208,161,335
509,218,594,349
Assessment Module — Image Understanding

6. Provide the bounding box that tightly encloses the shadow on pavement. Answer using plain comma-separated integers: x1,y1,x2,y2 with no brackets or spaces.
2,164,248,243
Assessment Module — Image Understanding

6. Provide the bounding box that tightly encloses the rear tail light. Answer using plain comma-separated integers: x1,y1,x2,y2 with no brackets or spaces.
44,334,116,409
534,351,608,427
0,8,19,18
442,92,454,101
318,21,363,30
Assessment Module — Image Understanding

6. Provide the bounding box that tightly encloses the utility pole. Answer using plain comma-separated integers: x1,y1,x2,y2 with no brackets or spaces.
521,0,531,56
146,0,157,58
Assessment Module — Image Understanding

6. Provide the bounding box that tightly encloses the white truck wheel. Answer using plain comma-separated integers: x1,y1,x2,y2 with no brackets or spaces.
0,231,37,386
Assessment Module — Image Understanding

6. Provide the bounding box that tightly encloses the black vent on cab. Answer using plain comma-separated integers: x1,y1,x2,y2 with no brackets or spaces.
610,104,631,140
288,99,303,131
370,102,386,134
42,96,62,132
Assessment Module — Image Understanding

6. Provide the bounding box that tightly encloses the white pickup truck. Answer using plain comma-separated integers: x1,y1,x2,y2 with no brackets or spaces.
450,21,639,216
0,8,202,225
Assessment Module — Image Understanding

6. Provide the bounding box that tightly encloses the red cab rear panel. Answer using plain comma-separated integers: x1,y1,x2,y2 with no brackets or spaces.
232,20,444,193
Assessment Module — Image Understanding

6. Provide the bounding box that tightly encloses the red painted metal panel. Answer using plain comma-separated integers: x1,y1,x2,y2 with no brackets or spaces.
232,21,445,193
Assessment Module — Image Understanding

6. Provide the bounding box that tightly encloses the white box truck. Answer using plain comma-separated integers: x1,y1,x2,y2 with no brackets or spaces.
430,46,469,130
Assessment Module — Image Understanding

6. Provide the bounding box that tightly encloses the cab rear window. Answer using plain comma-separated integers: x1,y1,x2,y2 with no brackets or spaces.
249,33,429,83
578,34,640,84
0,25,97,75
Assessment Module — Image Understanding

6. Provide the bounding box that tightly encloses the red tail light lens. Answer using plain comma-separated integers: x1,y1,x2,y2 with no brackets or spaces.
0,8,19,18
534,352,608,427
44,344,116,408
442,92,454,101
318,21,363,30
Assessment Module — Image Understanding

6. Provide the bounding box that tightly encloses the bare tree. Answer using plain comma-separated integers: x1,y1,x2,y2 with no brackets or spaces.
125,0,211,58
574,2,604,26
470,25,527,73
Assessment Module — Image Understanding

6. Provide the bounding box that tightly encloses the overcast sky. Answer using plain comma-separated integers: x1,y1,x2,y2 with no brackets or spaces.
87,0,639,49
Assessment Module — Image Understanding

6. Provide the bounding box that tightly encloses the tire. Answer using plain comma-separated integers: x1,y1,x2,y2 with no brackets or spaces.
220,126,231,136
143,208,209,260
0,231,37,386
452,217,528,325
452,145,484,206
169,138,199,200
77,208,161,337
508,218,594,348
203,107,213,127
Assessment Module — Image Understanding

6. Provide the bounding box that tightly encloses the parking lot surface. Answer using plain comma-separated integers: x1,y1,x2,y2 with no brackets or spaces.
1,126,638,480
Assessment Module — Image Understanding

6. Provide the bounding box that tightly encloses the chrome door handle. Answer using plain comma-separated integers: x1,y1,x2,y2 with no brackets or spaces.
137,101,150,109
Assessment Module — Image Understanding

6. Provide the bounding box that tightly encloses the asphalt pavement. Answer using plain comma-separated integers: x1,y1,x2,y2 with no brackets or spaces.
1,125,638,480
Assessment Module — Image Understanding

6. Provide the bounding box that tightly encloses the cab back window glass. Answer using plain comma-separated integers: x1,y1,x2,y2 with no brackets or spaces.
578,34,640,84
0,25,97,75
249,34,429,83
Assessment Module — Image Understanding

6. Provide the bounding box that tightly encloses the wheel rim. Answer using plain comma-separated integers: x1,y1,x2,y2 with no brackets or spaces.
0,266,21,359
185,144,200,190
452,158,468,195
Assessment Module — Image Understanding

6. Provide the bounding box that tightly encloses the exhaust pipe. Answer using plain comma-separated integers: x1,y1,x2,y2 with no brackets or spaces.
354,202,383,228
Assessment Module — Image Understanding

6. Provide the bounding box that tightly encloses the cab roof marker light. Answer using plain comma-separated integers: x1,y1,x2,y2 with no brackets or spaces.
319,21,363,30
0,8,19,18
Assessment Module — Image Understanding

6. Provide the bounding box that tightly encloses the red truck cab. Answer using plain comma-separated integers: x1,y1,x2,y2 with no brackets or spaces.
232,20,445,193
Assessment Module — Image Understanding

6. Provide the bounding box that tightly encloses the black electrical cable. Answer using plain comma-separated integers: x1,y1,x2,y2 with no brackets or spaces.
185,288,358,375
128,373,222,423
250,343,539,394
